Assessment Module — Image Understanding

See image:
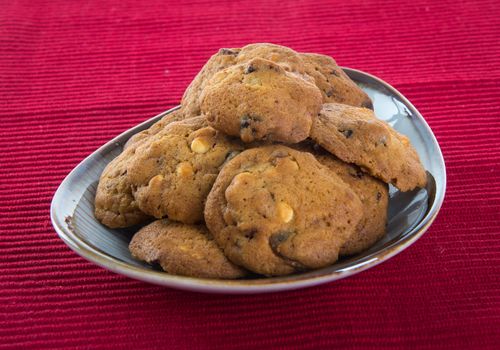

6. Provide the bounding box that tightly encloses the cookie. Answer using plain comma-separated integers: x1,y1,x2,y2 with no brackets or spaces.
94,147,149,228
129,220,247,279
300,53,373,108
127,116,244,224
310,103,427,191
180,48,241,117
204,145,363,276
201,58,322,143
124,110,185,151
315,153,389,255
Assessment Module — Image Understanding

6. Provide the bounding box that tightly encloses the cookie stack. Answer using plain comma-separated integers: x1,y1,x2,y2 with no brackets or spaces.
94,43,427,278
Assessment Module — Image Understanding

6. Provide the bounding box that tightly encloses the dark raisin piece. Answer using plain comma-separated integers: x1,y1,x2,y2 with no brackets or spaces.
339,129,353,138
219,48,238,56
376,192,382,201
350,169,364,179
244,64,256,74
244,229,258,240
325,89,334,97
269,231,293,251
224,151,240,162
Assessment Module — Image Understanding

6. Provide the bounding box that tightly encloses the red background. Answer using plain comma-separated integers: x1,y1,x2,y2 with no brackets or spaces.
1,0,499,348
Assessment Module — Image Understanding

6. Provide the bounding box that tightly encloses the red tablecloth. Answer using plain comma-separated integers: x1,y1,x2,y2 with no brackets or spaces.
1,0,499,348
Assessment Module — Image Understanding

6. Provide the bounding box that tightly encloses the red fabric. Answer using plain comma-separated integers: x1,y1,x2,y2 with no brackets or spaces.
1,0,499,348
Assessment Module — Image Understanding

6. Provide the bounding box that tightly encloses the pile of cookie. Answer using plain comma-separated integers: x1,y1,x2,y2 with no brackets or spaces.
95,43,427,278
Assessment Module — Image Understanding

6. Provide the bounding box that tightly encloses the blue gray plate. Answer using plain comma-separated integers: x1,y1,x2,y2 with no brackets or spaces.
51,68,446,294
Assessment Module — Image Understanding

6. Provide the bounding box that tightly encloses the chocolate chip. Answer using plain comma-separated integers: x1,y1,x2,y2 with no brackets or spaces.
219,48,238,56
269,231,308,270
362,99,373,110
224,151,240,163
240,115,251,129
339,129,353,138
350,169,364,179
244,64,256,74
269,231,293,251
244,229,257,240
376,192,382,201
240,115,261,129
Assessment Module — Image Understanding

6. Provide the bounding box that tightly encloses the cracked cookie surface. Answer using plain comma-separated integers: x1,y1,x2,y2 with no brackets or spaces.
204,145,363,276
129,219,247,279
310,103,427,191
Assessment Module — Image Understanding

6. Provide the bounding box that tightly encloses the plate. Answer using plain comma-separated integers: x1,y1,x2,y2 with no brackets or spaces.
51,68,446,294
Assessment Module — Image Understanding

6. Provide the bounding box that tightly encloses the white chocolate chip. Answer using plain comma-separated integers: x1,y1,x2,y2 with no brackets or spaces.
148,174,164,190
277,202,294,223
190,137,211,154
289,160,299,171
176,162,194,177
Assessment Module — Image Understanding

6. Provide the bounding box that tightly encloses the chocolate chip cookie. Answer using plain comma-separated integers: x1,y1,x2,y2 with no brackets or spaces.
300,53,372,108
94,146,150,228
310,103,427,191
204,145,363,276
315,153,389,255
95,110,186,229
127,116,244,224
129,219,247,279
201,58,322,143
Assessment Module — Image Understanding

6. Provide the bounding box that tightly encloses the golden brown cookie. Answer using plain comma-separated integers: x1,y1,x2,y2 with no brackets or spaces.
310,103,427,191
201,58,322,143
204,145,363,276
315,154,389,255
94,147,150,229
127,116,244,224
300,53,372,108
95,110,186,229
129,220,247,279
180,48,241,117
124,110,185,151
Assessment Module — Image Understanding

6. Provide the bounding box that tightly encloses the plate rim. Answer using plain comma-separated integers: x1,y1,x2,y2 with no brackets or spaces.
50,68,447,294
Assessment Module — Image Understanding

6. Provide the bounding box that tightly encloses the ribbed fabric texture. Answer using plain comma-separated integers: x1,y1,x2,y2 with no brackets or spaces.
1,0,499,348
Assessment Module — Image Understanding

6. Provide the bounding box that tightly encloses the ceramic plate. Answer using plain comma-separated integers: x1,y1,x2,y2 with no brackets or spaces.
51,68,446,294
